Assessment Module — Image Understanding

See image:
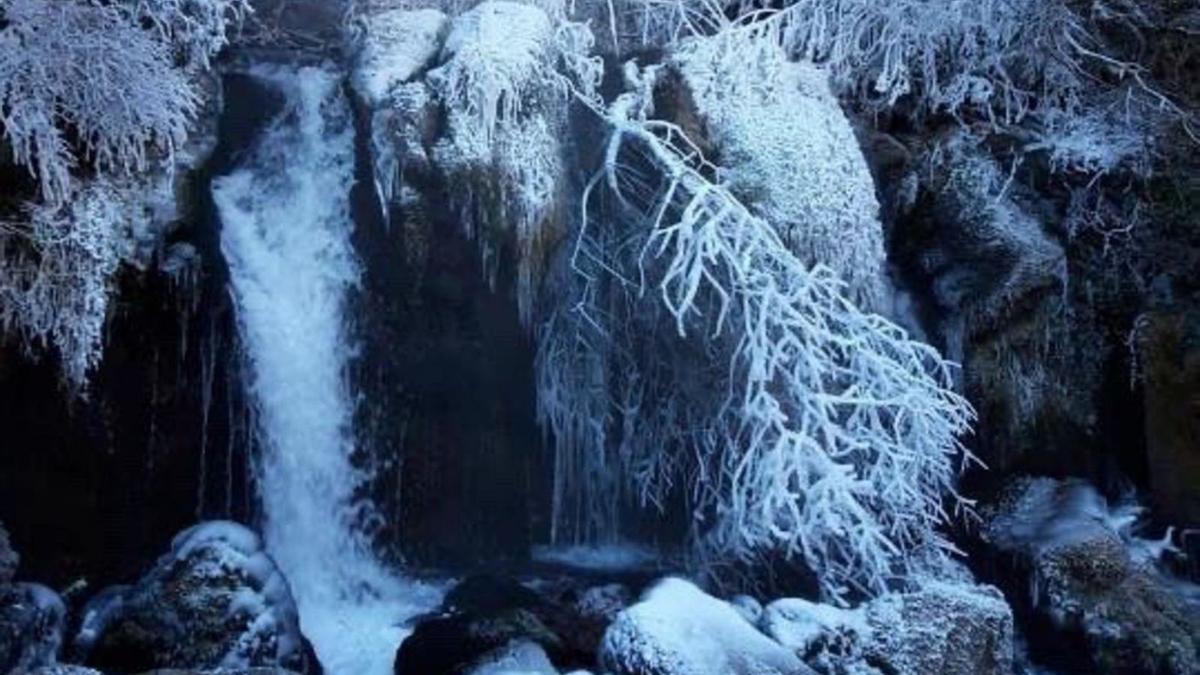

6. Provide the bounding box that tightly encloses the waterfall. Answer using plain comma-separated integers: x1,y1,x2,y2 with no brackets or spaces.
214,64,439,675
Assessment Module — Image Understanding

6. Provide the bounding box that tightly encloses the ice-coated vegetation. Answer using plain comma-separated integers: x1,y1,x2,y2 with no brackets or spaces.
424,0,601,325
0,0,245,387
538,37,976,601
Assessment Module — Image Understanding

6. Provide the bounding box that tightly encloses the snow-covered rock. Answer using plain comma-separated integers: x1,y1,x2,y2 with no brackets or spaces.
982,477,1199,674
599,578,809,675
658,35,887,309
760,597,867,657
351,8,448,108
861,582,1013,675
77,521,319,674
465,639,558,675
0,582,67,674
729,595,763,625
760,582,1012,675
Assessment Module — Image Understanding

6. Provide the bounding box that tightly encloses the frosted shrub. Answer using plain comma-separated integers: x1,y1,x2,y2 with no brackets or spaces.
538,74,976,601
0,0,241,386
0,185,124,388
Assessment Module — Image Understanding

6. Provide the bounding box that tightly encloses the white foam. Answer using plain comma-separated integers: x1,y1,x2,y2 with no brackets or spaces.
215,64,441,675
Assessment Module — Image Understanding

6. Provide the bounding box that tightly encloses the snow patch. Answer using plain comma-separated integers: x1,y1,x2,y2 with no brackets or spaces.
350,8,448,108
600,578,804,675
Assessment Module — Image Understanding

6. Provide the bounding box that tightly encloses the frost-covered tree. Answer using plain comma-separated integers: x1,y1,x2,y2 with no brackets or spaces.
0,0,246,387
537,33,976,601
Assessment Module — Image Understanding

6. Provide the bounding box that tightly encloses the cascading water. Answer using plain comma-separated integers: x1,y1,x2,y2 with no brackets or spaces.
214,64,440,675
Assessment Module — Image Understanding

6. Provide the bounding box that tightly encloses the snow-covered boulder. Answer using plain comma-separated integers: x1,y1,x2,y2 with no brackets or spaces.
351,8,448,108
599,578,810,675
861,582,1013,675
982,477,1199,675
465,640,558,675
761,583,1012,675
0,582,66,674
77,522,320,674
760,597,867,658
729,595,763,625
657,35,887,309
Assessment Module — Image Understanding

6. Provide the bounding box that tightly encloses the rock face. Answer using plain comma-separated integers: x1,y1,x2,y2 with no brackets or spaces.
599,578,809,675
760,582,1013,675
983,477,1199,674
77,522,319,675
655,35,886,309
1137,304,1200,529
0,583,67,674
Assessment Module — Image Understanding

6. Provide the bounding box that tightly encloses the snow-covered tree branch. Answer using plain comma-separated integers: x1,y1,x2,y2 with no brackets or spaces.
537,46,977,601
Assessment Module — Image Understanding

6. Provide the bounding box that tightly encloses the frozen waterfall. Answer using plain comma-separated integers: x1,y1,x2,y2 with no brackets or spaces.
214,64,440,675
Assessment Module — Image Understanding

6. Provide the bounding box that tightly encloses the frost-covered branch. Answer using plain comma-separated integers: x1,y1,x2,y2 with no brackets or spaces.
539,82,976,601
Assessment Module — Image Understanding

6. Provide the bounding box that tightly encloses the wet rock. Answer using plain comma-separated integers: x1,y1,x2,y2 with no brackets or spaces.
394,608,562,675
396,574,605,674
77,522,320,675
0,582,67,674
599,578,810,675
983,477,1199,674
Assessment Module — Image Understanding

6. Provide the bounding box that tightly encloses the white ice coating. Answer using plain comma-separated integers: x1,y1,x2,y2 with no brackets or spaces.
214,65,440,675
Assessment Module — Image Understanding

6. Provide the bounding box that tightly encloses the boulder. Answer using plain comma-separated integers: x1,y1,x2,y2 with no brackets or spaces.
760,582,1012,675
464,640,557,675
655,35,886,309
983,477,1199,674
1,583,66,674
350,8,448,109
395,574,603,674
861,582,1013,675
599,578,810,675
77,522,320,674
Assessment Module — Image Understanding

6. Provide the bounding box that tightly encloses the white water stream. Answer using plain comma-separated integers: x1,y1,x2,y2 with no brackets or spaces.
214,64,440,675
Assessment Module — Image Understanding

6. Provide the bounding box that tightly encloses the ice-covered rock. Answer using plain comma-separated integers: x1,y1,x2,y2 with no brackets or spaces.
599,578,809,675
77,521,320,674
657,34,887,309
350,8,448,108
0,582,67,674
983,477,1199,674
